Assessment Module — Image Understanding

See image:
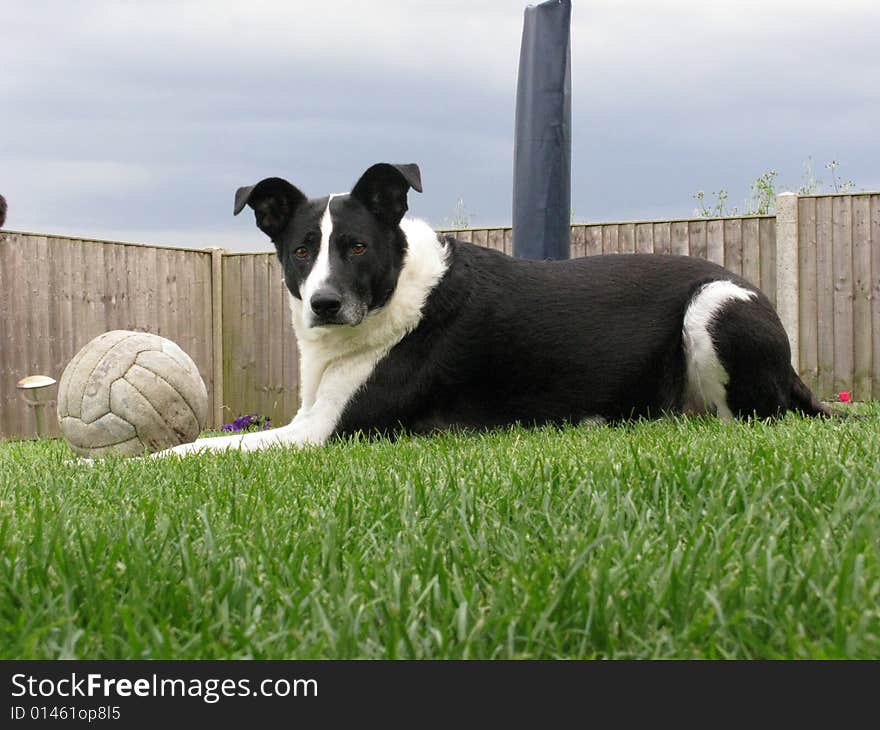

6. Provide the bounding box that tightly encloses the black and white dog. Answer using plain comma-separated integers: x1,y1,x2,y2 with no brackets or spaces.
164,162,829,456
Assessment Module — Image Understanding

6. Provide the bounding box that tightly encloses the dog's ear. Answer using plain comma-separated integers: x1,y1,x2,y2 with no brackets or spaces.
351,163,422,226
234,177,306,238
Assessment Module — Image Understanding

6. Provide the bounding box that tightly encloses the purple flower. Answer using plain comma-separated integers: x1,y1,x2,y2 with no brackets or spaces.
221,413,272,433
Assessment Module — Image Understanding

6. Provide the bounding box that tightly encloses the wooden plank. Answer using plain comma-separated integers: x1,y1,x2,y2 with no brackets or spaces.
22,238,38,381
0,235,13,435
831,195,854,396
124,244,139,331
82,242,103,345
59,240,76,417
797,198,819,393
851,195,872,399
816,197,835,399
89,242,105,335
188,251,214,428
263,256,276,423
635,223,653,253
602,225,619,255
168,249,180,344
30,236,58,435
222,255,241,426
21,236,38,434
723,219,743,275
108,243,124,332
182,251,206,428
7,236,27,435
98,243,111,336
503,228,514,256
30,237,51,372
741,218,761,289
158,247,172,337
140,244,157,334
456,230,472,243
208,249,224,428
707,219,724,265
241,255,257,418
251,255,267,421
73,241,91,346
872,195,880,401
471,229,488,250
570,225,586,258
585,226,602,257
759,217,777,308
278,260,299,419
671,221,689,256
17,236,33,434
175,251,191,360
244,255,261,420
266,256,284,426
653,222,671,255
487,229,504,253
101,242,116,335
58,237,75,390
116,243,130,332
619,223,635,254
688,220,707,261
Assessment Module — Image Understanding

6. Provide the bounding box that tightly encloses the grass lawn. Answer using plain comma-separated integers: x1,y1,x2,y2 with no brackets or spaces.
1,409,879,659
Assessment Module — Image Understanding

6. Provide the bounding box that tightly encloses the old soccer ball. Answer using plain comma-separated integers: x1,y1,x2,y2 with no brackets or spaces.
57,330,208,458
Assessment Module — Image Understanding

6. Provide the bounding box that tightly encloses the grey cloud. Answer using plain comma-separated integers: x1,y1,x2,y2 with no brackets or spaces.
1,1,878,248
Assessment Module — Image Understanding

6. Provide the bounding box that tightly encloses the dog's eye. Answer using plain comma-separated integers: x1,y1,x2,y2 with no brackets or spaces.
294,246,309,259
351,242,367,255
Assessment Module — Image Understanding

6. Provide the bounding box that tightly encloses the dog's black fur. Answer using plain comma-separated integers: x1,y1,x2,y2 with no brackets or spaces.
334,245,828,436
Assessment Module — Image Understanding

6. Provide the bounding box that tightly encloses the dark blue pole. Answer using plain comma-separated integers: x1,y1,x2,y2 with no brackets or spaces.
512,0,572,260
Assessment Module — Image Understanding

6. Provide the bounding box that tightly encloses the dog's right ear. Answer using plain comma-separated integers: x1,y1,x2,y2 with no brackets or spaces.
233,177,306,239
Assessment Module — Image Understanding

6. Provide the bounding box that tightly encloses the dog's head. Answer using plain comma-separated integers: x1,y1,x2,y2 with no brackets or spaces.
234,163,422,328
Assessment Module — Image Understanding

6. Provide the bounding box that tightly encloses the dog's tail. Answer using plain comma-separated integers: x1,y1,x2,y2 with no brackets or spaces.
788,368,852,418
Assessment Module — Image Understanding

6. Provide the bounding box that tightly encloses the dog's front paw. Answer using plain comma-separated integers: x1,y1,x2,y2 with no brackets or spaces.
151,441,208,459
151,435,242,459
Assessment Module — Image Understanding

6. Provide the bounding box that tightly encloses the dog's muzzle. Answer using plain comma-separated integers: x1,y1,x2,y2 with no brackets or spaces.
308,290,366,327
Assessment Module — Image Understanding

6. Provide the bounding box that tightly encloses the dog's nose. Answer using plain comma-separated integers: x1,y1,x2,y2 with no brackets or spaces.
310,291,342,317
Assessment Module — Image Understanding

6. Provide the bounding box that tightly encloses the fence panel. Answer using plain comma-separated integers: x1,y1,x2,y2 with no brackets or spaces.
0,233,216,438
221,253,299,429
798,193,878,400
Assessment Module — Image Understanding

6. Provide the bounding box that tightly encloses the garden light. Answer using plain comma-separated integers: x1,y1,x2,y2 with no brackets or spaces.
16,374,57,438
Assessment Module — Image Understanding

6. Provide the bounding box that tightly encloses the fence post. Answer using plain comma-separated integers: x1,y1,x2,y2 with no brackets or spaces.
775,192,799,371
209,247,226,428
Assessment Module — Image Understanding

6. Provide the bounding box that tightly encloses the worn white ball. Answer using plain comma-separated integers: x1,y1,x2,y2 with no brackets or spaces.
57,330,208,458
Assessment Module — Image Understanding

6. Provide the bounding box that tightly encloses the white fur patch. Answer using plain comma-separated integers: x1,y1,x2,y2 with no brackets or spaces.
299,196,336,326
682,280,756,420
157,216,449,457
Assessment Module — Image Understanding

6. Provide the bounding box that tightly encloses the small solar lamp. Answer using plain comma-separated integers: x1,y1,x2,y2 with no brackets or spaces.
16,375,57,438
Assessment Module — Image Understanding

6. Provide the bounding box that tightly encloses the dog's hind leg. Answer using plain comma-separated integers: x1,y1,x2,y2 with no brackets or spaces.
694,281,812,419
682,280,758,419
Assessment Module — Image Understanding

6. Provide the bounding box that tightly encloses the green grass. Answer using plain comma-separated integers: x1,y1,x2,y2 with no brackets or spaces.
2,409,880,659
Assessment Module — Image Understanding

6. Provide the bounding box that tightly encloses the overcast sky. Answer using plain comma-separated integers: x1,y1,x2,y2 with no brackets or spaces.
2,0,878,251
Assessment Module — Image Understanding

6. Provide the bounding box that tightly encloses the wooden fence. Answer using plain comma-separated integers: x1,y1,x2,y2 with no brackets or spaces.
1,191,878,438
448,215,779,307
0,233,218,438
221,253,299,431
796,194,880,400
